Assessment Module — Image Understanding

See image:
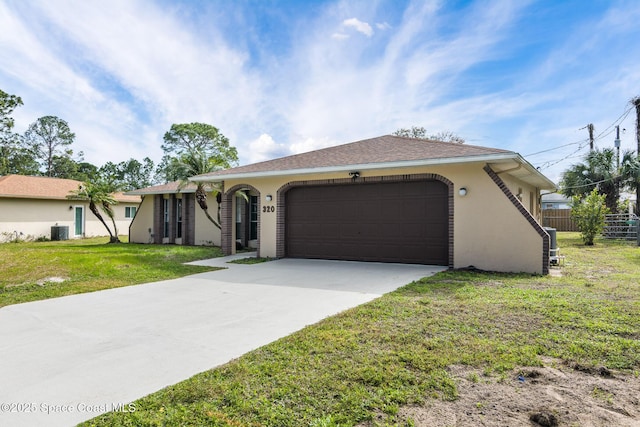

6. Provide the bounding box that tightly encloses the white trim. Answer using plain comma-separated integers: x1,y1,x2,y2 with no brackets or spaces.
189,153,556,190
190,153,517,181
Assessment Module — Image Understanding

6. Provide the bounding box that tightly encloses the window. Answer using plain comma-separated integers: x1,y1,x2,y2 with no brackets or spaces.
249,195,258,240
529,192,534,214
163,199,170,238
236,196,243,240
176,198,183,239
125,206,137,218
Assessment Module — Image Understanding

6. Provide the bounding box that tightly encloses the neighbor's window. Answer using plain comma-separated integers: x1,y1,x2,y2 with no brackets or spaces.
125,206,137,218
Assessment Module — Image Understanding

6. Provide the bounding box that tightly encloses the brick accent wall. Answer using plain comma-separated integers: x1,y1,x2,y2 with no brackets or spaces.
153,195,163,244
276,173,454,268
184,193,196,245
221,185,261,256
483,165,550,275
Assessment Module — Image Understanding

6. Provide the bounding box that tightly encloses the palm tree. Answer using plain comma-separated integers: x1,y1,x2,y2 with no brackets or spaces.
167,150,224,230
621,150,640,214
561,148,620,212
67,180,120,243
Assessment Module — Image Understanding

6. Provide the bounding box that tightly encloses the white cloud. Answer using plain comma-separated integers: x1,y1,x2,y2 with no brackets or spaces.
289,136,338,155
0,0,265,166
2,0,639,183
331,32,350,40
342,17,373,37
244,134,287,164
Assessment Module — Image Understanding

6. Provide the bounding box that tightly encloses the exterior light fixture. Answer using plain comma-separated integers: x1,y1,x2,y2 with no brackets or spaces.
349,171,360,179
265,194,273,202
459,187,467,196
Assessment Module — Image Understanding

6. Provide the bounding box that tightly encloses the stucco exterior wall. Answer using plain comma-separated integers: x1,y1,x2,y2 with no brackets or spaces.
220,161,547,274
0,198,136,242
128,193,221,246
86,203,136,238
194,202,221,246
447,164,544,274
129,196,155,243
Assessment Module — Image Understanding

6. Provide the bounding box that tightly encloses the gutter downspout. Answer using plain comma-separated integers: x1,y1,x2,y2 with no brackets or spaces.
494,163,523,175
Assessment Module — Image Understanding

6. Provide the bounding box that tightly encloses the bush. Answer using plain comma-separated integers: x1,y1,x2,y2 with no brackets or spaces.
571,188,609,245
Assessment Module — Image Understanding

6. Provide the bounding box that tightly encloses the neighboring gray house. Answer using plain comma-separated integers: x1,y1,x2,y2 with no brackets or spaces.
541,193,571,210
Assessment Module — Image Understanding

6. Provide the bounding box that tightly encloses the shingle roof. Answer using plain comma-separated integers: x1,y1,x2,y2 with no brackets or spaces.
0,175,141,203
196,135,513,179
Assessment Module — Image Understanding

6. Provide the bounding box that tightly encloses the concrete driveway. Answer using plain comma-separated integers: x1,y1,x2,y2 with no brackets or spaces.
0,256,445,427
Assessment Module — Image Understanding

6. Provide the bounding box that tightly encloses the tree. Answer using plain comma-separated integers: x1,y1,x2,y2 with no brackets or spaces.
50,153,80,179
560,148,620,212
158,123,238,183
166,150,224,229
430,130,466,144
571,188,609,245
0,89,23,134
42,155,100,181
67,180,121,243
24,116,76,177
160,123,239,230
394,126,429,139
0,89,39,175
75,162,100,182
393,126,465,143
100,157,156,191
621,151,640,215
0,148,40,176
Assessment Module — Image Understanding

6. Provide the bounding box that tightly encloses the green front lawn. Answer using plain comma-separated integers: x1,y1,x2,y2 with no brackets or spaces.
83,233,640,426
0,237,223,307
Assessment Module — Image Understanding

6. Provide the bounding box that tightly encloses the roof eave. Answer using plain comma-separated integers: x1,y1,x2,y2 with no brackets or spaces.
509,155,557,190
190,153,524,183
125,189,196,196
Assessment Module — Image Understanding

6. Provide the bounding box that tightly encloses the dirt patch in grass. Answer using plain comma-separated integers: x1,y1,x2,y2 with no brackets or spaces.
388,357,640,427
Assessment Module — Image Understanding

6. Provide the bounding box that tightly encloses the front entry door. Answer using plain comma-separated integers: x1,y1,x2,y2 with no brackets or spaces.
74,206,84,237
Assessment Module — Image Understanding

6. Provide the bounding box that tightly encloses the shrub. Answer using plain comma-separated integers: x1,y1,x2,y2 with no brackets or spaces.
571,188,609,245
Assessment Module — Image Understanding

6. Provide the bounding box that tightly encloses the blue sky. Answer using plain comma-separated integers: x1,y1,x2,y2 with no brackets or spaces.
1,0,639,183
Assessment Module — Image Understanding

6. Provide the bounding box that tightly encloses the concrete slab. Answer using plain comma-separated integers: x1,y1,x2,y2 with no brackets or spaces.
0,258,445,427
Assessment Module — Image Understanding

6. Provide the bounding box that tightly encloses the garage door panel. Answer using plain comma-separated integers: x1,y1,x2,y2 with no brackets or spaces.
286,180,449,265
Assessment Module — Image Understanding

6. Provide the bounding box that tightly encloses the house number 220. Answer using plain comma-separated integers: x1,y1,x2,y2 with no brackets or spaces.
262,206,275,213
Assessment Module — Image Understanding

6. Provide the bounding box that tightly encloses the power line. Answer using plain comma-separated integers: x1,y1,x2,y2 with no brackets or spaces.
559,175,620,191
594,106,633,141
537,141,590,170
525,138,587,157
530,104,635,171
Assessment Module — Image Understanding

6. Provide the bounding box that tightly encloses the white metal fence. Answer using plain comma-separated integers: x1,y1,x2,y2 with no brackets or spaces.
602,213,639,240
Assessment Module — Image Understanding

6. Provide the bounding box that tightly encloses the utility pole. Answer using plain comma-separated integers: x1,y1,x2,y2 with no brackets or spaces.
615,125,621,170
634,97,640,156
588,123,594,151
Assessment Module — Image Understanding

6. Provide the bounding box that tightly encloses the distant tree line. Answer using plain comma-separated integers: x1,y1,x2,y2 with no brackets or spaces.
1,89,161,190
393,126,465,143
1,88,239,191
2,88,239,241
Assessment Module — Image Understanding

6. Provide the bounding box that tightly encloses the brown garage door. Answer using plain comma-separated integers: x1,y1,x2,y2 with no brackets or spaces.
285,180,449,265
